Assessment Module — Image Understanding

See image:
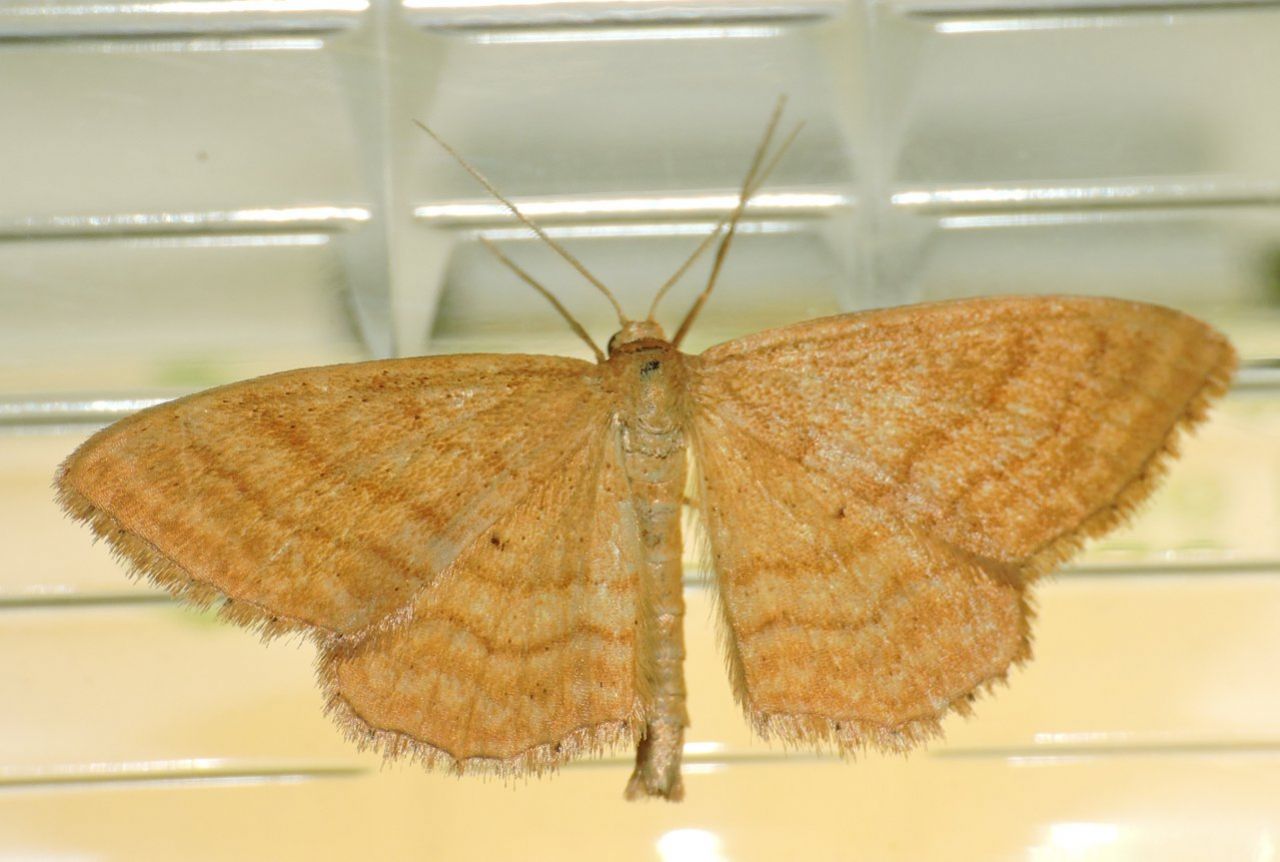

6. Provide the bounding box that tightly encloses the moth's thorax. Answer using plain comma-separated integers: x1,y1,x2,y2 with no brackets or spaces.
608,342,689,441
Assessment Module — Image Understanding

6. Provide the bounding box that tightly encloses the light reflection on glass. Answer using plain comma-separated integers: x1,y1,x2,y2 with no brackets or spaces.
1049,822,1120,850
1,206,369,239
893,185,1147,209
472,220,800,240
934,16,1125,34
1257,828,1276,862
894,181,1280,213
9,0,368,17
230,205,371,224
417,192,846,223
408,0,807,9
0,398,172,422
681,741,725,756
0,398,176,434
938,211,1155,230
37,35,328,52
408,0,645,7
656,828,728,862
0,756,226,783
0,758,358,791
680,763,726,776
127,35,324,50
1031,731,1121,746
470,25,781,44
1027,822,1121,861
126,233,332,247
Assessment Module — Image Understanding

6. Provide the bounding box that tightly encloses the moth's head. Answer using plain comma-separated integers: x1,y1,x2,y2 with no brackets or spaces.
607,320,668,356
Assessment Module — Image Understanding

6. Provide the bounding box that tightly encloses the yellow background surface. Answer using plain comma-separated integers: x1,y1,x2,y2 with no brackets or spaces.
3,0,1280,857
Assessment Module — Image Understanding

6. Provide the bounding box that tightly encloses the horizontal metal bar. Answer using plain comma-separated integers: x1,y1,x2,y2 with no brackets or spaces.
0,397,175,427
891,0,1280,34
403,0,840,30
0,207,370,241
1049,557,1280,578
1232,361,1280,392
0,0,366,41
459,22,790,42
468,218,812,240
538,738,1280,769
414,189,851,227
934,739,1280,762
896,0,1280,16
685,558,1280,588
10,176,1278,244
0,759,364,791
3,558,1275,615
4,363,1272,430
2,740,1273,793
0,33,333,51
893,180,1280,215
0,592,174,611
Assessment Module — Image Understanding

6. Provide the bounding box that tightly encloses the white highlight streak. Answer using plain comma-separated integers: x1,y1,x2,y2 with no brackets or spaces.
657,829,727,862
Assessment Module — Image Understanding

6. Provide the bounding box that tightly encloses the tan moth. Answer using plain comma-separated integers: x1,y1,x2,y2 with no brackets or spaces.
56,100,1236,801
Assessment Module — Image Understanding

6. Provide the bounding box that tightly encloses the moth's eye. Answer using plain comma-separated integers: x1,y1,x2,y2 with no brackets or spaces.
607,334,620,355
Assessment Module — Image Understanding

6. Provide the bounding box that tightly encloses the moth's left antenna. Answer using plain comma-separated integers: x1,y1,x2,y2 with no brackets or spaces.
414,121,628,328
477,236,605,362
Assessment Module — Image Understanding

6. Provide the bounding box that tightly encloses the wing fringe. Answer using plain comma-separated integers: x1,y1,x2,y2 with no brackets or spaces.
1019,335,1237,580
743,587,1036,757
315,646,646,778
53,464,320,641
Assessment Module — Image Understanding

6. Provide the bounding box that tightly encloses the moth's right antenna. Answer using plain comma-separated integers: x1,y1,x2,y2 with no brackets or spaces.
670,97,792,348
415,120,628,326
647,117,802,324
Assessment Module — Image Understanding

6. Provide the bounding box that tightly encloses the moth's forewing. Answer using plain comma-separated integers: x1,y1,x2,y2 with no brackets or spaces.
687,296,1235,750
57,353,646,772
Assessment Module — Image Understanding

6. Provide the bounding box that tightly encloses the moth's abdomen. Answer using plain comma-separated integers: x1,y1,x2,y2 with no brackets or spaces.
612,345,690,801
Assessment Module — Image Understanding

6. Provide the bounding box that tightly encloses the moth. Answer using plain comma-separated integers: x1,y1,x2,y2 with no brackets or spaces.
56,101,1236,801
